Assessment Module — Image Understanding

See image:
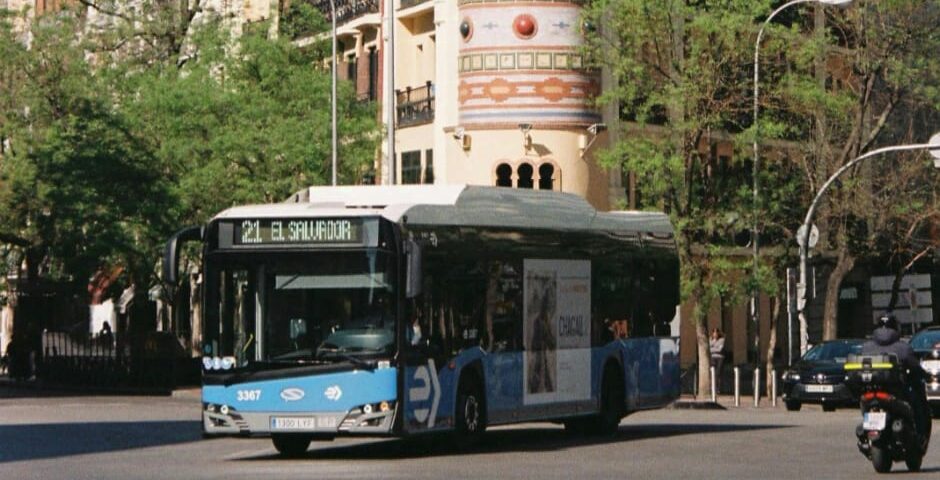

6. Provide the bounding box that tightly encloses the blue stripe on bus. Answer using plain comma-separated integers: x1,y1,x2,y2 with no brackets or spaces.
201,368,397,413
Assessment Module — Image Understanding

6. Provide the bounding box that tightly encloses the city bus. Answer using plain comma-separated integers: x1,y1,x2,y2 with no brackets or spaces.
163,185,681,456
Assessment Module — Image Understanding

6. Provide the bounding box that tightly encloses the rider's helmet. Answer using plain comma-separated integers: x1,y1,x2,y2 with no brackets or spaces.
875,312,899,331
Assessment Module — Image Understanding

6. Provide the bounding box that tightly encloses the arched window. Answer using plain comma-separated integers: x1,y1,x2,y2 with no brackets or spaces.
496,163,513,187
538,163,555,190
517,163,534,189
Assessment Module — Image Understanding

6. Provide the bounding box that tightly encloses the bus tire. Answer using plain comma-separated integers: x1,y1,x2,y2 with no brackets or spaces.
271,434,311,458
454,375,486,449
589,364,624,435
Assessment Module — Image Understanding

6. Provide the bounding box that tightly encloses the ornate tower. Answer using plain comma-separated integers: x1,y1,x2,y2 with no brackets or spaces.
454,0,607,208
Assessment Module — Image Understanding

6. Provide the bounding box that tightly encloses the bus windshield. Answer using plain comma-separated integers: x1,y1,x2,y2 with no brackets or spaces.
204,250,397,367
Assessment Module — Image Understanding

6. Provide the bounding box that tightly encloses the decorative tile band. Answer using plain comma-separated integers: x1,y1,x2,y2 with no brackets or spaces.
459,51,586,73
458,0,586,6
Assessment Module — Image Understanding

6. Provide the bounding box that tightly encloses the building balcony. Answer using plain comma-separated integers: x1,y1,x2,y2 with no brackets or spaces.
400,0,432,9
306,0,380,25
397,81,435,128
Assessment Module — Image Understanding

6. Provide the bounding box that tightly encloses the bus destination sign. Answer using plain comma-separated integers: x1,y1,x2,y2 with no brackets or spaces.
233,218,364,246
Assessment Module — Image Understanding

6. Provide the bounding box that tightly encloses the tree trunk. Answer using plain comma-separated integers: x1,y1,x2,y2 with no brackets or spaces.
887,267,905,311
691,275,712,398
765,296,780,398
823,249,855,340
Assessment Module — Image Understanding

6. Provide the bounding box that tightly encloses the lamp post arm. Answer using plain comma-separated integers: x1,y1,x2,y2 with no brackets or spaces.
800,143,937,233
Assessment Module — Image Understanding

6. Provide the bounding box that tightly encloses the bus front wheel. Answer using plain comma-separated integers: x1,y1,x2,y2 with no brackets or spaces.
272,434,311,458
454,376,486,449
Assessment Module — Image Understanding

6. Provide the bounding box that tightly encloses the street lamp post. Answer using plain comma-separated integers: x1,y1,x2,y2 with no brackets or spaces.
752,0,852,355
797,138,940,355
385,0,397,185
330,0,338,186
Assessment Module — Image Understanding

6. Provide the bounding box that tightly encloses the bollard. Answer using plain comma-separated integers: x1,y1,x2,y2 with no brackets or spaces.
710,366,717,402
771,369,778,408
734,367,741,407
753,367,760,407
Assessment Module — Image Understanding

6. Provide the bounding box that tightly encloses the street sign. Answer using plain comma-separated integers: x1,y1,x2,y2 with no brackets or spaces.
930,133,940,168
796,224,819,248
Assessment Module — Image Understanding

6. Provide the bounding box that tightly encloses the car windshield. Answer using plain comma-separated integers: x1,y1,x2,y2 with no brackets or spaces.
911,330,940,351
802,341,862,363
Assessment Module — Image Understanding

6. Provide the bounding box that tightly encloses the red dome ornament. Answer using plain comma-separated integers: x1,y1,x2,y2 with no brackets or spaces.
513,14,538,40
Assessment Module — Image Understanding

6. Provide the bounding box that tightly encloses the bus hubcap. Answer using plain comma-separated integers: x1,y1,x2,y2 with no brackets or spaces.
464,396,479,431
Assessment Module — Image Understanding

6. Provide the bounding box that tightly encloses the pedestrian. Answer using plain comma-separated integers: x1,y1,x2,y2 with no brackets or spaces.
709,328,725,376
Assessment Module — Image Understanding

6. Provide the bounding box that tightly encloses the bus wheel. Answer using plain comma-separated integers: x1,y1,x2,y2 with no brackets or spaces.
272,434,310,458
454,377,486,449
590,365,624,435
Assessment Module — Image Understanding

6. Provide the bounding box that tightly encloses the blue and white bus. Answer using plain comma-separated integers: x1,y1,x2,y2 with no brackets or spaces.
163,185,681,456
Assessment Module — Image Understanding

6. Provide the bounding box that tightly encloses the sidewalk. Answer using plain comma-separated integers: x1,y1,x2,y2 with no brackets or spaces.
0,373,196,397
672,393,786,410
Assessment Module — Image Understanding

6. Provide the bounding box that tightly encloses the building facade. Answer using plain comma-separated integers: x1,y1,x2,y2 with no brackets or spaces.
316,0,623,210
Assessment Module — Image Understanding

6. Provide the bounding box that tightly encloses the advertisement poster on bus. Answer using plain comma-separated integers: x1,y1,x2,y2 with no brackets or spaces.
523,259,591,405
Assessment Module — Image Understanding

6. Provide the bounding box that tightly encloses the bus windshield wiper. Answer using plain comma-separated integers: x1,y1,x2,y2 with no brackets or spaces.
317,348,377,370
333,352,377,371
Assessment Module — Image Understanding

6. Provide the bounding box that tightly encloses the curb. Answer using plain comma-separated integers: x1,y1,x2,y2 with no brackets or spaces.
0,375,187,397
670,400,727,410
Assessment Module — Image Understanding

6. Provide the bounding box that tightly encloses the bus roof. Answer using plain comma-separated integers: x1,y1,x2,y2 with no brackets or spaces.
213,185,673,237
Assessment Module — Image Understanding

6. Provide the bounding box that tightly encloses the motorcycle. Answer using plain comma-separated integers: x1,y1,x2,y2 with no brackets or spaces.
845,354,931,473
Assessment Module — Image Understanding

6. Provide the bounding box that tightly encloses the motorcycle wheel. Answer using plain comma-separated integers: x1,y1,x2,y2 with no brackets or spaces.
904,452,923,472
870,444,892,473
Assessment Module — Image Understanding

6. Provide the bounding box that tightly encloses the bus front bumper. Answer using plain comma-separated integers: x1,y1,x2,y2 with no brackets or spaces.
202,402,397,437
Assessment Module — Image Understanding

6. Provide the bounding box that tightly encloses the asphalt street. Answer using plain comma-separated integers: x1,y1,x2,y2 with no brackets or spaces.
0,386,938,480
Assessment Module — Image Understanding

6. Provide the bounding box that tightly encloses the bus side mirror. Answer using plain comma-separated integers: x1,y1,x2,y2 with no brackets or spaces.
405,239,422,299
162,226,204,285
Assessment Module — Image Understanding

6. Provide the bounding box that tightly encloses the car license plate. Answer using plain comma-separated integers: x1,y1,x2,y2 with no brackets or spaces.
270,416,337,430
863,412,887,431
923,359,940,370
805,384,834,393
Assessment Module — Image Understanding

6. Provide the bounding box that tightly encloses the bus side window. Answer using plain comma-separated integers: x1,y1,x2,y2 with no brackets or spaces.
485,261,522,352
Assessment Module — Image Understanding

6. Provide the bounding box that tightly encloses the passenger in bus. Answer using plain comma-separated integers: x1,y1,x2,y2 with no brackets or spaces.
605,318,629,340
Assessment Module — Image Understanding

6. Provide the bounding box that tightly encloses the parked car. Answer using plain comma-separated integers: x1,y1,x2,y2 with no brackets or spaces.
781,339,864,412
910,326,940,417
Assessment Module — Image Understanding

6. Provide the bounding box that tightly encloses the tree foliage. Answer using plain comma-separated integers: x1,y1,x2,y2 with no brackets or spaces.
585,0,940,392
0,3,379,298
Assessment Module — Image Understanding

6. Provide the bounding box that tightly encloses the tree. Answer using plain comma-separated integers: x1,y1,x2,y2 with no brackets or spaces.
0,7,174,293
770,1,940,341
584,0,788,395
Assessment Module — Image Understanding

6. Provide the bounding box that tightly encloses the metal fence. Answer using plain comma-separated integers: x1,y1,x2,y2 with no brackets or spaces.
37,330,197,391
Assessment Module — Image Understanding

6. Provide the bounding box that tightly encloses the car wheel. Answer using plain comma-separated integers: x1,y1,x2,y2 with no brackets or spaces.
271,434,310,458
785,400,801,412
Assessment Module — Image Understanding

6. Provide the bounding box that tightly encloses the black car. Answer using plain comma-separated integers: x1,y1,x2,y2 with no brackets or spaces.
910,326,940,417
781,339,863,412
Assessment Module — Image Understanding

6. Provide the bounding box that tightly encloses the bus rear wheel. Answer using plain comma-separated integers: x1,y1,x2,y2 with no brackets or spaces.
454,376,486,449
588,365,624,435
272,434,311,458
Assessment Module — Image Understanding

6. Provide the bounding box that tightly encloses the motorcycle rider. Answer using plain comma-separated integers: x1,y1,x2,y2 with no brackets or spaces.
860,312,930,446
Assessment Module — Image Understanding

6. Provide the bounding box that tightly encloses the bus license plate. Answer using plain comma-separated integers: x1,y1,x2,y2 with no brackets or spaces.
805,385,833,393
863,412,887,431
271,416,336,430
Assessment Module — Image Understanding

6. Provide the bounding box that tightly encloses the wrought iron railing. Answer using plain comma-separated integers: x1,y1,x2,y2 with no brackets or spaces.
400,0,432,9
306,0,380,24
396,81,435,127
